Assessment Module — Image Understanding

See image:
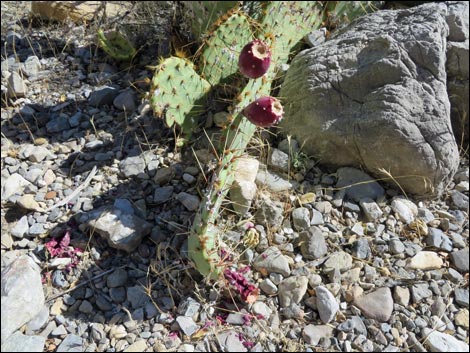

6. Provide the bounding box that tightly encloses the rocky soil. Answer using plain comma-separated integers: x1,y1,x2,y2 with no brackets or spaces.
1,2,469,353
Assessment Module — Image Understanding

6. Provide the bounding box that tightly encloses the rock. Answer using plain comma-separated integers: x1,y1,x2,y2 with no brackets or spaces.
10,216,29,238
411,283,433,303
78,300,93,314
454,288,469,308
303,324,334,346
177,297,200,317
21,145,50,163
120,155,145,178
423,329,469,352
335,168,385,202
256,169,293,192
407,251,443,270
1,331,45,352
107,268,128,288
7,71,27,98
113,90,136,111
323,251,353,273
260,278,278,295
85,206,152,252
252,302,272,319
46,116,70,133
337,316,367,335
233,157,259,183
279,3,459,197
359,198,383,221
26,305,49,332
450,190,469,210
315,286,339,323
278,276,309,308
253,246,291,276
124,340,147,352
426,228,453,251
352,238,371,259
389,239,405,254
154,186,174,204
217,330,247,353
56,334,83,352
127,286,149,309
450,248,469,273
31,1,131,23
89,86,119,106
17,194,42,212
455,309,469,329
254,195,284,230
176,316,199,336
353,287,394,322
446,1,469,145
292,207,311,231
23,56,41,77
154,167,175,185
176,192,200,211
229,180,257,215
394,286,410,307
1,255,45,342
2,173,31,200
299,226,328,260
268,148,290,172
391,198,417,224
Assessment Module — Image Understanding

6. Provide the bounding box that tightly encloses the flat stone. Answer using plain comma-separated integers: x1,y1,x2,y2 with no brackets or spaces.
252,302,272,319
253,246,291,277
229,180,257,215
337,316,367,335
176,192,200,211
88,85,119,106
113,90,136,111
423,329,469,352
2,173,31,200
254,196,285,230
394,286,410,307
278,276,309,308
260,278,278,295
353,287,394,322
407,251,443,270
391,198,417,224
17,194,42,212
256,169,293,192
426,228,453,251
176,316,199,336
454,288,469,308
120,155,145,178
411,283,433,303
46,116,70,133
310,208,324,225
1,255,44,342
127,286,149,309
450,190,469,210
360,198,383,221
7,71,27,98
154,186,174,204
56,334,83,352
217,330,247,353
303,324,334,346
1,331,45,353
315,286,339,323
177,297,200,317
335,168,385,202
292,207,311,231
85,206,152,252
268,148,290,172
455,309,469,329
299,226,328,260
450,248,469,273
10,215,29,238
323,251,353,273
352,238,371,259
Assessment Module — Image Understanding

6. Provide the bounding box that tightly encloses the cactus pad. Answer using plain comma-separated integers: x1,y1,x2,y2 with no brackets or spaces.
97,29,136,61
151,57,211,136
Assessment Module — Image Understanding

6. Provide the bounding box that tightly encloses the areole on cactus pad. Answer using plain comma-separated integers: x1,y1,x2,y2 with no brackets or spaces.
242,96,284,127
238,39,272,79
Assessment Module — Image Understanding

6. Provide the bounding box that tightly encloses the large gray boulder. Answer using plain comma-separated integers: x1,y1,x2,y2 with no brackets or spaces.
280,3,460,197
445,1,469,146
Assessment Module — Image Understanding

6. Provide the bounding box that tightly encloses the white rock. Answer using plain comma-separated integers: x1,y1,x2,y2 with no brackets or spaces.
10,216,29,238
315,286,339,323
1,173,31,200
391,198,418,224
424,329,469,352
278,276,309,308
229,180,257,215
234,157,259,183
407,251,443,270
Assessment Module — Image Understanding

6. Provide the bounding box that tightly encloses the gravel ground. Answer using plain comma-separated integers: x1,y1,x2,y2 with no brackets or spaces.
1,2,469,352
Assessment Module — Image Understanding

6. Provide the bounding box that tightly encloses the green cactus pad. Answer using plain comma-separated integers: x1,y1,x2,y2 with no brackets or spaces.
199,11,252,86
151,57,210,133
323,1,379,25
97,29,136,61
182,1,239,40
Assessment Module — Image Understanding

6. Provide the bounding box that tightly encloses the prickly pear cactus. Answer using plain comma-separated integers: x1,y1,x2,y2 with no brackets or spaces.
97,29,136,61
188,1,324,279
199,11,252,85
151,57,211,143
181,1,239,40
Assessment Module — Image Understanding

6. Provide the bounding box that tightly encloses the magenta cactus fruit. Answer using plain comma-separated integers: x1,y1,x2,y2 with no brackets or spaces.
242,96,284,127
238,40,271,79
